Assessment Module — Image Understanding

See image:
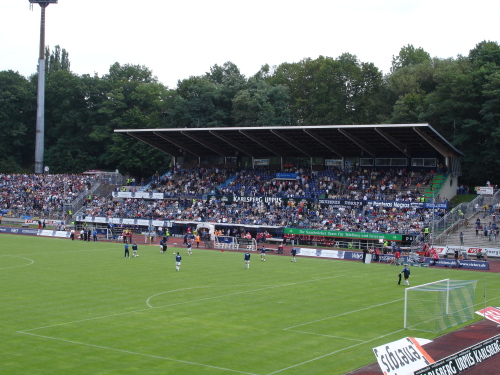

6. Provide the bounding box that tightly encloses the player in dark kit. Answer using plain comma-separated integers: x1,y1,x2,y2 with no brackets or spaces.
260,246,266,261
124,243,130,258
291,247,297,262
399,266,411,286
175,252,182,271
159,239,167,253
244,252,251,269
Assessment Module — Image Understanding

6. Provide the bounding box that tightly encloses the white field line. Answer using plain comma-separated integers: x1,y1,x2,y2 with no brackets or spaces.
267,294,500,375
284,298,404,330
5,247,113,256
19,275,347,333
285,329,364,342
265,328,407,375
18,331,258,375
0,255,34,270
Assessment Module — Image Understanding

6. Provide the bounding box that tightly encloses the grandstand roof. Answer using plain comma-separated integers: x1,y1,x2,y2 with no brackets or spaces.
114,124,463,159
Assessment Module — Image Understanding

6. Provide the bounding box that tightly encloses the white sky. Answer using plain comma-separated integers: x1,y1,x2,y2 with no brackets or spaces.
1,0,499,88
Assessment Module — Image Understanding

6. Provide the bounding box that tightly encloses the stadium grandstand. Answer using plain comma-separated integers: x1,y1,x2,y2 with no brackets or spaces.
2,124,499,253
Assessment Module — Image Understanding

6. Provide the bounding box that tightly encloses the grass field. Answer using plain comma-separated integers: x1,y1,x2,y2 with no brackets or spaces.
2,234,499,375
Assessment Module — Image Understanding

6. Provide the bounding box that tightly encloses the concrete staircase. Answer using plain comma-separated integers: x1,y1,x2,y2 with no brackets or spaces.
438,211,499,248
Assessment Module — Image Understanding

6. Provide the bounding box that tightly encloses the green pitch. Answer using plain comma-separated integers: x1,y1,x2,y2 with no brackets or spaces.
1,234,499,375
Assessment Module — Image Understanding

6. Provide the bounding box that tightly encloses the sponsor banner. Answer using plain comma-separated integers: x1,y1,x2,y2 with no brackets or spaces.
253,159,269,166
284,227,402,241
275,173,297,179
422,257,490,270
208,194,313,207
93,217,107,223
477,186,494,195
475,307,500,324
297,247,322,257
414,334,500,375
319,198,448,210
122,219,136,225
112,191,165,199
152,220,165,227
37,230,71,238
373,337,434,375
325,159,343,167
216,236,234,244
237,238,254,246
403,234,418,243
320,249,344,259
296,248,344,259
0,226,38,235
431,246,447,256
319,198,364,208
25,219,59,226
444,245,500,258
344,252,410,263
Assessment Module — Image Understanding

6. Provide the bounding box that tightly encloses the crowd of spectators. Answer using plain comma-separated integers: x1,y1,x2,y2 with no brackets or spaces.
78,166,449,236
0,173,92,217
137,167,439,203
0,167,455,237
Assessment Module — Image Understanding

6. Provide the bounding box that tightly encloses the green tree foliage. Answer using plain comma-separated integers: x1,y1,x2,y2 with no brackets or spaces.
232,72,292,127
45,45,71,74
2,42,500,186
269,54,385,125
0,71,36,172
391,44,431,73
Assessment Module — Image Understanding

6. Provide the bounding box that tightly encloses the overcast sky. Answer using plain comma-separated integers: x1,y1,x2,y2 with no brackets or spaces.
1,0,499,88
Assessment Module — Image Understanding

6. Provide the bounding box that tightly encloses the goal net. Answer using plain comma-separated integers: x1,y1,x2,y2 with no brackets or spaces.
404,279,477,332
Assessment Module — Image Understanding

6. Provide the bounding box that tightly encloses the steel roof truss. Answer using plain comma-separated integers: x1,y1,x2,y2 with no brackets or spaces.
239,130,283,156
154,132,201,157
209,131,256,157
374,128,411,157
338,129,377,157
303,129,346,157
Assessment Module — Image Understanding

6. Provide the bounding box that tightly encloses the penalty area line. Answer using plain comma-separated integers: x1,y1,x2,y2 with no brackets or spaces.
265,328,406,375
18,331,258,375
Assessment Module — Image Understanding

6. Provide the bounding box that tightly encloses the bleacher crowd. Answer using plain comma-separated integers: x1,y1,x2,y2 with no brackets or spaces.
0,167,454,238
77,167,447,236
0,173,93,217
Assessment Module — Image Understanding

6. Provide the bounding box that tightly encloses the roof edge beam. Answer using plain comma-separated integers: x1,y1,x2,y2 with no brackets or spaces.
374,128,411,157
270,129,311,157
128,133,175,157
239,130,283,156
413,127,450,158
209,131,256,157
338,129,377,157
181,131,228,157
154,132,201,157
303,129,346,157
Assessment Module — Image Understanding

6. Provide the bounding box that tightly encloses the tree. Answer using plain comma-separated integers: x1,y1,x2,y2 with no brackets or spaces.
391,44,431,73
0,71,36,172
269,54,384,125
232,77,292,127
45,45,71,74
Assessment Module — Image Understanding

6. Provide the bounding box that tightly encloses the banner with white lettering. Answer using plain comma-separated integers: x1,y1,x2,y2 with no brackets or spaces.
373,337,434,375
414,334,500,375
477,186,494,194
475,307,500,324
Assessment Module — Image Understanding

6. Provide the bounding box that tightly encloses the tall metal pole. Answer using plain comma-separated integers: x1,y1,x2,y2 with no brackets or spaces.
33,1,54,174
431,189,435,248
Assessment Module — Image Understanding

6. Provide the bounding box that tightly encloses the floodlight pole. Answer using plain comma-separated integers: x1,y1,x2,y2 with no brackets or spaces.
431,189,435,248
31,1,57,174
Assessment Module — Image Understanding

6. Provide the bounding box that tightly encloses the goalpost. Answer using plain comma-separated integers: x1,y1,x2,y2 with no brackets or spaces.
404,279,477,332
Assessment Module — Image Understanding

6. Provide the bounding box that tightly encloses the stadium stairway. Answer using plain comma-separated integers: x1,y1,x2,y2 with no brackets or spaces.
424,173,446,202
441,212,500,249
